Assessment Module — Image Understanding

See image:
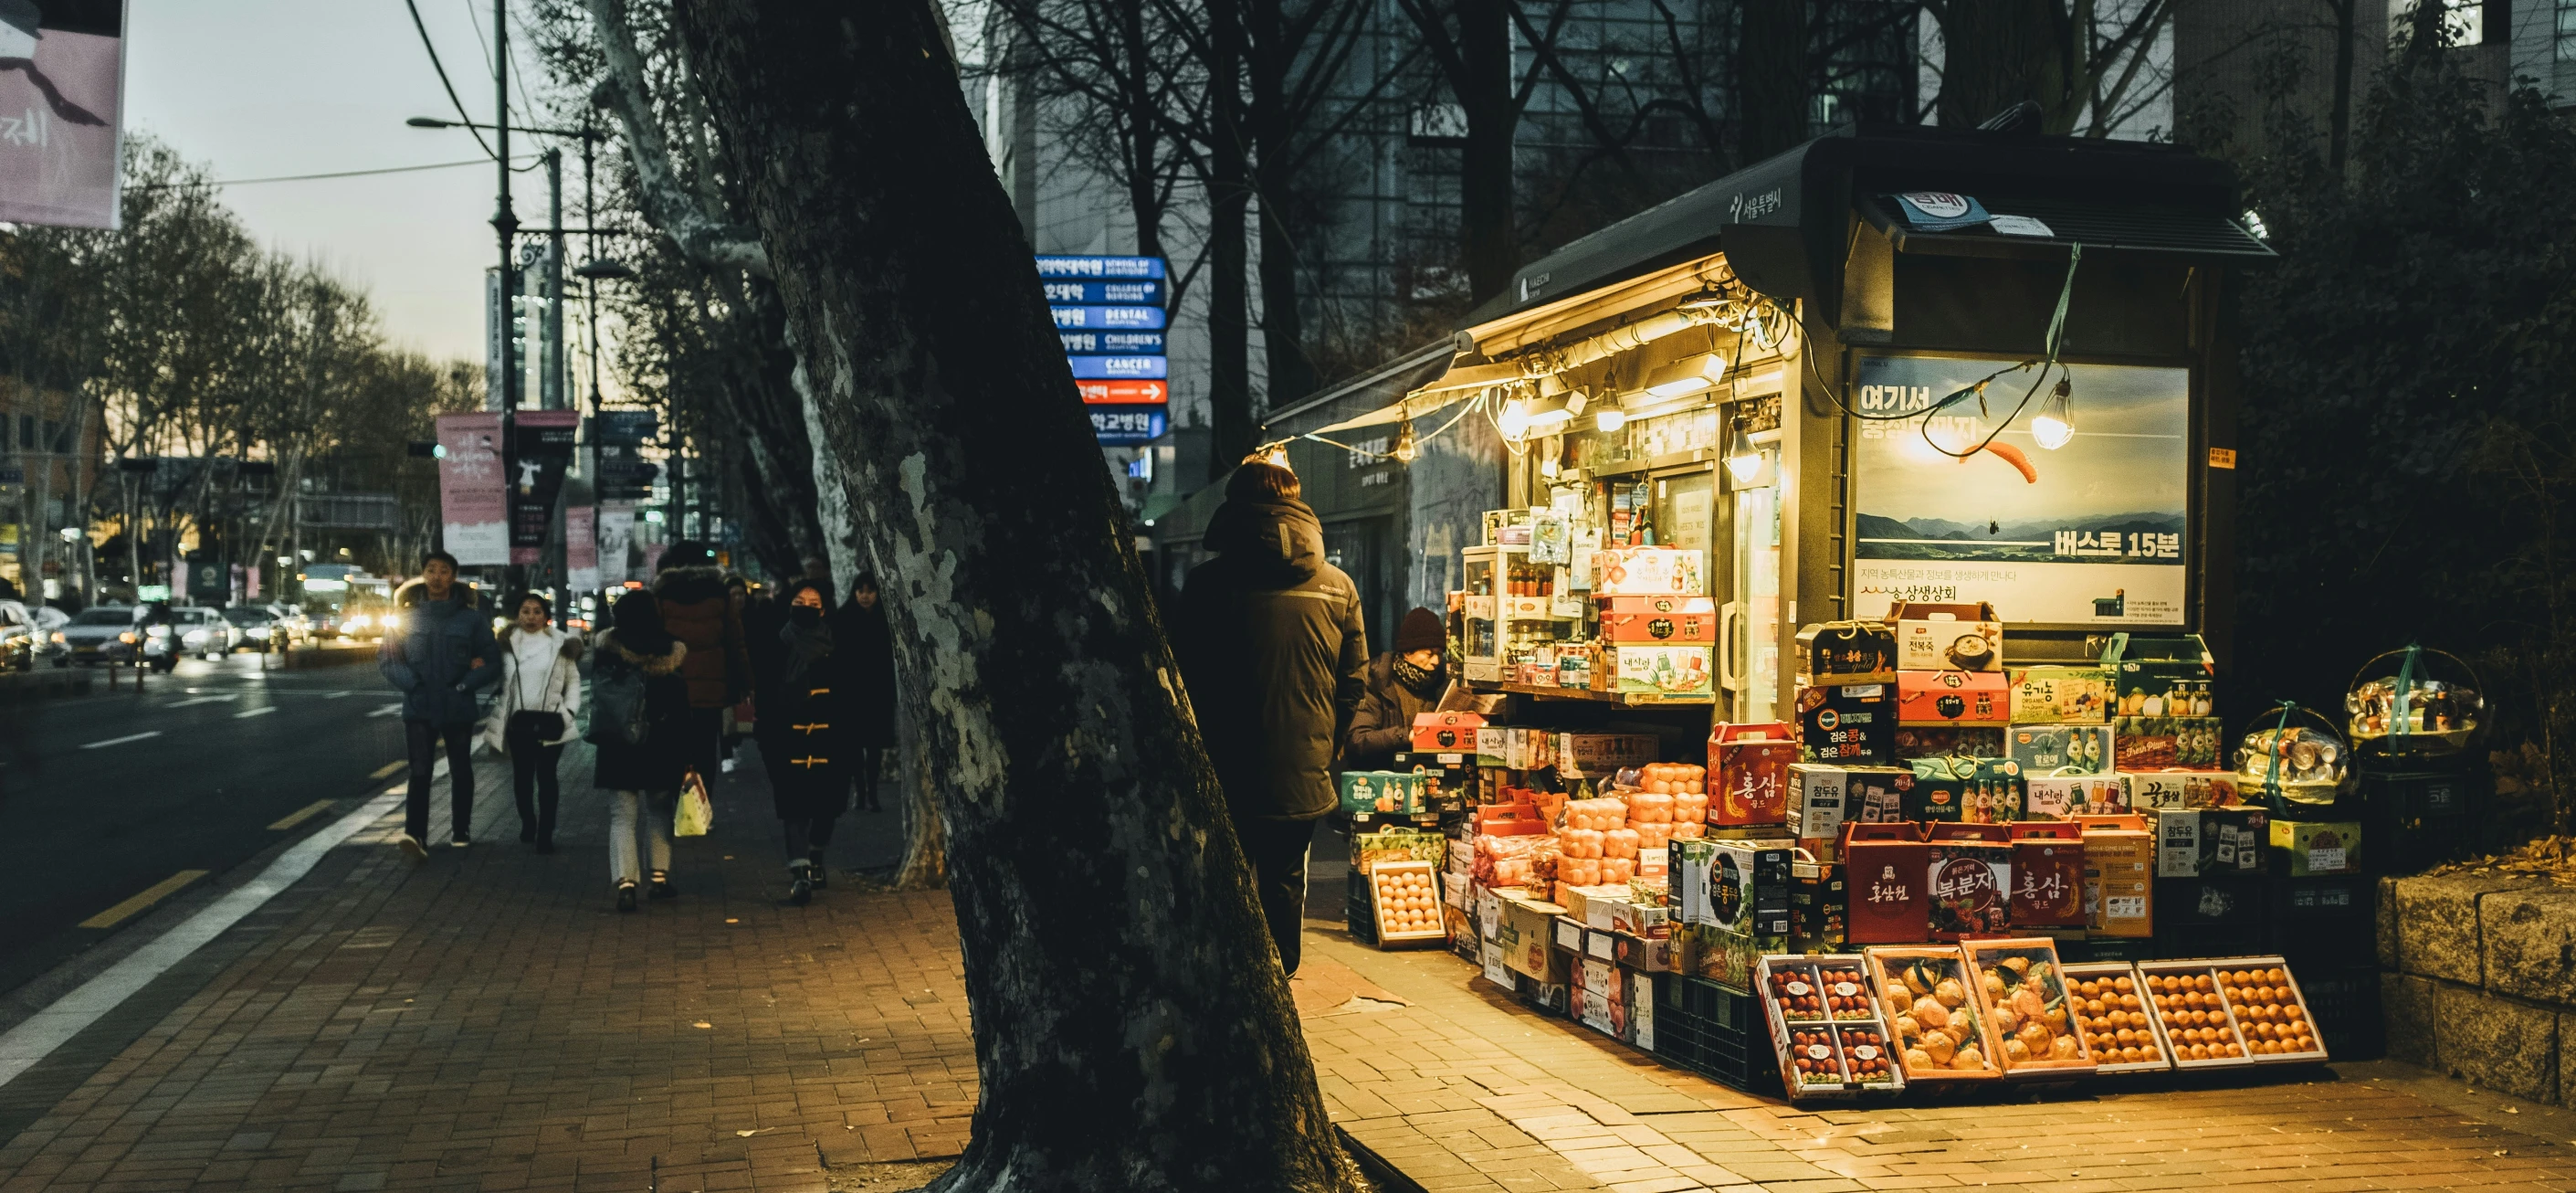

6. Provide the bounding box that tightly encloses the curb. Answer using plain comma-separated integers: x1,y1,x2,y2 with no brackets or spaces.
1335,1124,1424,1193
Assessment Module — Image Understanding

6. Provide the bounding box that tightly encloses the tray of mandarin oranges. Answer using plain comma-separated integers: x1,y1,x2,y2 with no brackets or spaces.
2061,963,2174,1073
2132,958,2325,1068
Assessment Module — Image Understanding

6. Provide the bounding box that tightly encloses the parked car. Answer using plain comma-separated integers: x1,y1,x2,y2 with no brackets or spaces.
55,606,141,667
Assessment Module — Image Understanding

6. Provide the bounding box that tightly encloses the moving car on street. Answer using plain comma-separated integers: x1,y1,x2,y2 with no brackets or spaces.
53,606,141,667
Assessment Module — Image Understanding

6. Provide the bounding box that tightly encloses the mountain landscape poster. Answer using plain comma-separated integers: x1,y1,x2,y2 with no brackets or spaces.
1850,354,2191,626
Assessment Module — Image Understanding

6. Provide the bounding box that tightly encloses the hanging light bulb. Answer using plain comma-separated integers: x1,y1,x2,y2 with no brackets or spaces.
1726,420,1762,483
1594,408,1627,433
2031,376,2075,450
1498,398,1532,440
1391,417,1419,463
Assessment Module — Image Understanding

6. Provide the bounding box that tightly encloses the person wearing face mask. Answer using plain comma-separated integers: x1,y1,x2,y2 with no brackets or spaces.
1341,607,1449,772
764,577,851,904
480,593,584,852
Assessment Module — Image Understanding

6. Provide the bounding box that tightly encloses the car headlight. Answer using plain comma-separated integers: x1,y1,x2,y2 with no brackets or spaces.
50,631,64,643
118,632,135,644
345,615,370,630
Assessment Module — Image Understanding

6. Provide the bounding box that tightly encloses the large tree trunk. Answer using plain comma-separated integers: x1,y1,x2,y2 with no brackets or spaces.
1207,0,1256,478
668,4,1361,1189
1735,0,1810,162
1456,0,1519,303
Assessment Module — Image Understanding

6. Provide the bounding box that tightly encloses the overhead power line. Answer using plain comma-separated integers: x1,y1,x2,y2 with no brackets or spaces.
404,0,496,159
132,156,540,190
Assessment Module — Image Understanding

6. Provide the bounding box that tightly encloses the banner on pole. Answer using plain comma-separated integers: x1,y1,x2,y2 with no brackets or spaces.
507,410,579,565
435,412,509,565
0,2,125,229
564,504,599,596
595,503,636,585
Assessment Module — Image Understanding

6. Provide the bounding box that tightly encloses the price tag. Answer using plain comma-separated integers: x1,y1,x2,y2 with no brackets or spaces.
1804,1043,1833,1060
1785,980,1812,997
1833,981,1859,997
1849,1044,1880,1061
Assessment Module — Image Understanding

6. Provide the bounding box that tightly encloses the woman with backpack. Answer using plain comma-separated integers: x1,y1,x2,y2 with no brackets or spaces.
590,589,691,912
480,592,584,852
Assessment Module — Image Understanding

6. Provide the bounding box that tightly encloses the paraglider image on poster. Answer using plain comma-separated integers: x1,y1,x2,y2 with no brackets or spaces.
1849,354,2190,627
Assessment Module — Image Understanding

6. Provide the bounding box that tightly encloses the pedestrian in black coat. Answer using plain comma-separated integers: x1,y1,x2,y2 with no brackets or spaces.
834,574,898,812
1171,461,1368,975
594,590,690,911
766,577,852,904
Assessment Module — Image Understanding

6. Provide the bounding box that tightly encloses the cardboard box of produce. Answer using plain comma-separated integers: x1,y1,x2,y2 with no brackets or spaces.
1556,733,1659,776
1798,620,1899,685
1798,681,1898,764
1960,938,2097,1077
1613,931,1680,973
1760,955,1908,1098
1892,602,2003,672
1339,770,1428,816
2269,820,2362,877
1625,967,1657,1049
1791,851,1848,952
2114,716,2224,769
2156,807,2270,877
1866,946,2005,1082
1481,939,1512,989
1552,915,1585,954
1495,894,1572,980
1709,722,1798,827
1409,711,1486,753
2128,769,2244,810
1926,823,2013,939
1594,546,1706,596
1898,670,2010,726
1788,763,1911,842
2006,823,2087,929
1904,755,2025,824
1842,822,1930,945
2026,774,2129,819
1893,725,2006,758
1600,595,1717,643
1693,839,1793,937
2008,666,2113,724
2008,724,2114,776
2076,815,2155,937
2099,633,2216,714
1611,644,1714,696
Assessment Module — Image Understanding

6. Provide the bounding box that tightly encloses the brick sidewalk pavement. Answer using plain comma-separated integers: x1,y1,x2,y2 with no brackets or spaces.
0,743,971,1192
6,763,2576,1193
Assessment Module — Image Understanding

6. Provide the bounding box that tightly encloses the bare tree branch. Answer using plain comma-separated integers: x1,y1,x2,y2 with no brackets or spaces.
583,0,770,276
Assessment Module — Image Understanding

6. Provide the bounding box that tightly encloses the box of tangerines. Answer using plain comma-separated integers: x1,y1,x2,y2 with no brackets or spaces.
2132,956,2327,1068
2060,962,2174,1073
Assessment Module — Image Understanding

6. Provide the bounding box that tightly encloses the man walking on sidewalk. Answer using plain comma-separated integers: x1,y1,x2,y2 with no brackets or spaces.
1172,460,1368,977
381,552,499,858
654,542,750,791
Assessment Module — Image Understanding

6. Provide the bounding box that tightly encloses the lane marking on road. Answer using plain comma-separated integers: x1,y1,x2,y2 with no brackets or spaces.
234,706,278,720
79,732,162,750
267,800,337,831
368,760,406,780
324,691,356,699
78,871,212,930
166,694,239,708
366,703,402,718
0,787,405,1090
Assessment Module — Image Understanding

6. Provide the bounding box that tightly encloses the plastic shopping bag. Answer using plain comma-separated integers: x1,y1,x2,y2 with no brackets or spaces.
675,770,715,838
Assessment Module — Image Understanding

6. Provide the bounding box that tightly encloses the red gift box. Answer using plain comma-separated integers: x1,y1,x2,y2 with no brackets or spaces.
1897,670,2011,726
1841,821,1929,945
1925,823,2013,940
1599,596,1718,644
2007,821,2087,928
1410,711,1486,753
1707,722,1797,827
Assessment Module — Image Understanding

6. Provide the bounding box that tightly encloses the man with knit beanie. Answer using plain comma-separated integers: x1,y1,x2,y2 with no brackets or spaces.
1172,459,1368,977
1343,607,1448,772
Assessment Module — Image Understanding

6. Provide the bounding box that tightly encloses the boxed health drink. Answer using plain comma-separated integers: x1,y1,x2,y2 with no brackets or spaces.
1798,681,1897,764
2008,723,2114,776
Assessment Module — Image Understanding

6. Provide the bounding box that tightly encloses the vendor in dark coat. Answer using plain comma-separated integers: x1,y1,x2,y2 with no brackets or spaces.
834,574,898,812
767,577,853,904
1172,460,1368,976
1342,607,1449,772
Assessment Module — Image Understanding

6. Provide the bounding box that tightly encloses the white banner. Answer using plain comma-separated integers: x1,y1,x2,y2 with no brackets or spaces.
435,412,509,566
563,504,598,595
594,503,636,586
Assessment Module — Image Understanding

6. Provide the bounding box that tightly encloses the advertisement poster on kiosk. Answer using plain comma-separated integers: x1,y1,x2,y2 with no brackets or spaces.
1849,355,2189,627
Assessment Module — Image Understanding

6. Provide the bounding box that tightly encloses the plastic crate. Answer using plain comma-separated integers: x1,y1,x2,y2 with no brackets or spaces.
2296,964,2384,1060
1345,870,1377,945
1647,974,1778,1093
2360,766,2485,875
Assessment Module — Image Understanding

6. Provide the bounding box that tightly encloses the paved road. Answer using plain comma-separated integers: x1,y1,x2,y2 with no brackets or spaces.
0,652,413,998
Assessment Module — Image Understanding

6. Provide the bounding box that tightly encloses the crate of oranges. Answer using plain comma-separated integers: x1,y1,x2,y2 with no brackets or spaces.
1367,860,1449,947
1862,946,2003,1085
2209,957,2327,1063
1755,955,1907,1098
2062,962,2173,1073
2135,959,2261,1068
1958,938,2097,1078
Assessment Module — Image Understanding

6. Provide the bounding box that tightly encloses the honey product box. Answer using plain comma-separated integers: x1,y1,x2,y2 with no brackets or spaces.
1789,763,1910,842
2025,774,2129,819
1841,821,1929,944
2006,822,2087,928
2007,724,2115,776
1709,722,1798,827
1594,547,1705,596
2007,665,2114,724
1798,681,1897,764
2077,815,2154,937
1600,596,1717,644
1796,619,1899,685
1892,601,2003,672
2269,820,2362,877
1925,823,2013,940
1897,670,2010,726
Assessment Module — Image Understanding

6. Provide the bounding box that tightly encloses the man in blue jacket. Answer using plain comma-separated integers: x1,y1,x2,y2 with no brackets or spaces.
380,552,500,857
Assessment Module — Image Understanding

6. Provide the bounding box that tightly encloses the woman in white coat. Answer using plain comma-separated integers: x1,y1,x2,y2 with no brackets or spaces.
482,593,584,851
